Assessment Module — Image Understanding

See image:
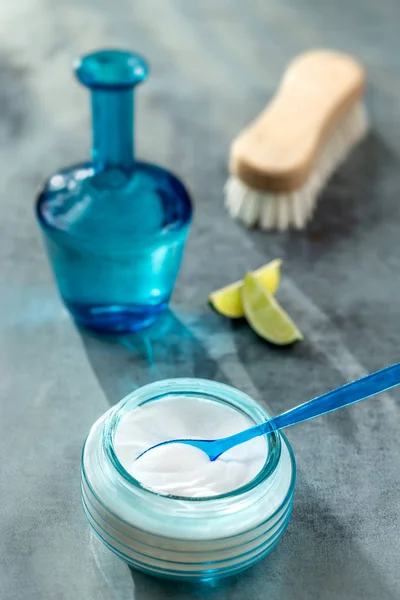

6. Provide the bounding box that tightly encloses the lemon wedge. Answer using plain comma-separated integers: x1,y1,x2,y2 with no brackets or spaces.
209,259,282,318
242,272,303,345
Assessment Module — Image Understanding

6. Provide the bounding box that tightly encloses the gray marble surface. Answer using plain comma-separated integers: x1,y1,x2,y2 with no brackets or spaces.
1,0,400,598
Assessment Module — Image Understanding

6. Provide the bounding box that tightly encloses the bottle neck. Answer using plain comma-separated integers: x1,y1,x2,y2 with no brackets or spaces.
91,89,134,174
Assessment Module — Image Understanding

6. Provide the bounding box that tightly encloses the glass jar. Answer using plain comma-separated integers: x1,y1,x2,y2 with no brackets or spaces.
81,379,296,581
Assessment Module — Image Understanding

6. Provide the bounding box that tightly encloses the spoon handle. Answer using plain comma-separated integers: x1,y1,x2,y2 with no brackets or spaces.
135,362,400,463
270,361,400,432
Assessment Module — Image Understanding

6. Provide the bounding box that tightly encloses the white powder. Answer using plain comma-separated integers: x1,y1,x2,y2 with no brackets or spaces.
114,395,268,497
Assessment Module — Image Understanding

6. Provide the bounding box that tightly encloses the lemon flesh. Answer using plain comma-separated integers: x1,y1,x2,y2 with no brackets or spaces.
209,259,282,318
242,272,303,345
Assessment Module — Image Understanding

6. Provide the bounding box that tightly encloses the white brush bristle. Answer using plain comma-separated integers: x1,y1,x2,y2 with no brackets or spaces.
224,102,369,231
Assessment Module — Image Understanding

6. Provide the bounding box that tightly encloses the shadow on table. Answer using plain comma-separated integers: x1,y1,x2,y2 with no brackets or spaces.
78,309,223,406
251,131,398,257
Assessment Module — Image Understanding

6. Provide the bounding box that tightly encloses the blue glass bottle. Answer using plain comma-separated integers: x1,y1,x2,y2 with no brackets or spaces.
36,50,192,333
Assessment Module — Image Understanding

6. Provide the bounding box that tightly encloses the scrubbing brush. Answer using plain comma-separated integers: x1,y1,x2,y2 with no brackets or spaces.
224,50,368,231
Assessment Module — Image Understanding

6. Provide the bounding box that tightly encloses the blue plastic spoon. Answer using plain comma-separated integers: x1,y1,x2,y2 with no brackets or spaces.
137,362,400,462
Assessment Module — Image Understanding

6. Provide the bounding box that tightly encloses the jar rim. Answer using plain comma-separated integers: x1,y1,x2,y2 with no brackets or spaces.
102,378,282,502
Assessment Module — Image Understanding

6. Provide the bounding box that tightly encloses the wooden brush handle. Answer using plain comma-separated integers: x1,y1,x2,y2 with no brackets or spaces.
230,50,366,192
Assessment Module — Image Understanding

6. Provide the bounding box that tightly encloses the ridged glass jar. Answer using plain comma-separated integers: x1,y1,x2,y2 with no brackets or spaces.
81,379,296,581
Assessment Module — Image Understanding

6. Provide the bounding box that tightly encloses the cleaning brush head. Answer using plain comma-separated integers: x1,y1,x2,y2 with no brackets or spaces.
224,50,368,231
